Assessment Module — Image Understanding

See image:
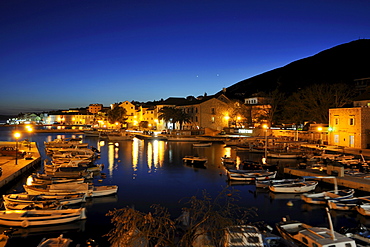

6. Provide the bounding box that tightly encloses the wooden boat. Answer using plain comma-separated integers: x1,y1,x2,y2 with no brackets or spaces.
0,207,86,228
37,234,73,247
327,196,370,211
221,156,236,165
255,178,305,189
356,204,370,216
301,189,355,205
28,174,86,185
339,224,370,246
227,170,277,181
3,192,86,209
269,181,318,193
267,151,304,159
182,156,208,167
23,183,118,198
106,131,134,141
222,225,264,247
276,209,356,247
192,142,212,147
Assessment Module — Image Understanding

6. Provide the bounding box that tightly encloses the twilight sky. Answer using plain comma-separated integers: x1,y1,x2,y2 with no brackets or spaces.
1,0,370,115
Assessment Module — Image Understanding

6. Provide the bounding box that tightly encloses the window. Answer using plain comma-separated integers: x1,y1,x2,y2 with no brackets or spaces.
349,116,355,125
195,116,198,122
345,243,353,247
335,117,339,125
211,117,215,123
211,108,216,114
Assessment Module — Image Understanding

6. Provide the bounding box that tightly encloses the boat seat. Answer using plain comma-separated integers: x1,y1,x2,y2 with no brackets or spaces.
325,192,340,198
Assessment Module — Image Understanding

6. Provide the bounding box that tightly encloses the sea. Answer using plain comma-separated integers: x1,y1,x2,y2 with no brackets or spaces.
0,126,366,246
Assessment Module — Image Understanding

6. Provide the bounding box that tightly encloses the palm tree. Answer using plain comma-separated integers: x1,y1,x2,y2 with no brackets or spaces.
158,107,190,130
107,104,127,128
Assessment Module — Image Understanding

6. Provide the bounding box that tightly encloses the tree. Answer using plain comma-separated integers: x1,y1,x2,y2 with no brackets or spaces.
158,107,191,130
105,187,257,247
107,103,127,128
282,83,356,124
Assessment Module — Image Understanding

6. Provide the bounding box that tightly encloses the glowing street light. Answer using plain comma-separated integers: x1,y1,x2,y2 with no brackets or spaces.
262,124,268,158
14,132,21,165
317,127,323,145
26,125,33,151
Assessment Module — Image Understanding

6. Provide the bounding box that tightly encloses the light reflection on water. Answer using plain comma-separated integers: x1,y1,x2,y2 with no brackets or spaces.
0,129,365,246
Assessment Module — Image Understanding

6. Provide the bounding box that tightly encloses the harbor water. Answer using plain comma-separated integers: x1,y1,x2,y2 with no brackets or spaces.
0,128,367,246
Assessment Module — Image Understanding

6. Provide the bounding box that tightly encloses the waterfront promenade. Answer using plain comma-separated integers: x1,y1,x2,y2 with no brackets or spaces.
0,141,41,189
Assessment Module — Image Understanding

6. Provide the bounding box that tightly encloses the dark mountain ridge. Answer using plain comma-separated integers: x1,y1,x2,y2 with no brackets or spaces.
221,39,370,99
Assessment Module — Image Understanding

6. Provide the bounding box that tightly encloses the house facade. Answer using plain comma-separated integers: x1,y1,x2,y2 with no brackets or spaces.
329,107,370,148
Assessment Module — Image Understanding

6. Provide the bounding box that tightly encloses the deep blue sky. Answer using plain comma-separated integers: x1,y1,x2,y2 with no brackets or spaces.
1,0,370,115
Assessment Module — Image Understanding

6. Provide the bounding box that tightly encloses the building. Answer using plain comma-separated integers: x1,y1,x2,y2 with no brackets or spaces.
329,107,370,148
88,104,103,114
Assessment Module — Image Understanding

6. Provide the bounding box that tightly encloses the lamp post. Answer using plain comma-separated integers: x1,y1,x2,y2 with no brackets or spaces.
318,127,323,145
26,125,33,151
262,124,268,159
14,132,21,165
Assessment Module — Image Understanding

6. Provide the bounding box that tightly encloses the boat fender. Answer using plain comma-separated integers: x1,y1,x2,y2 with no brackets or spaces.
21,220,29,228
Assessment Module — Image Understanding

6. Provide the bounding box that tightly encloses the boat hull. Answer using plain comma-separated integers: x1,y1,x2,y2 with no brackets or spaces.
0,208,86,228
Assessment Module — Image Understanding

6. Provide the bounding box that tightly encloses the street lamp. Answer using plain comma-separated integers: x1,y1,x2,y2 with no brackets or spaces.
14,132,21,165
317,127,323,145
262,124,268,159
26,125,33,151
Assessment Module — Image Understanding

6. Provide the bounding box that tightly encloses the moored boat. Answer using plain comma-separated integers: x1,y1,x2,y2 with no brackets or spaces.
37,234,73,247
269,181,318,193
182,156,208,167
301,189,355,205
3,192,86,209
23,183,118,198
0,207,86,228
192,142,212,147
276,209,356,246
327,196,370,211
255,178,305,189
227,169,277,181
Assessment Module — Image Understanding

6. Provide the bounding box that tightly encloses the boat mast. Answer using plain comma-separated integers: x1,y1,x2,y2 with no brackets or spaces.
326,207,336,241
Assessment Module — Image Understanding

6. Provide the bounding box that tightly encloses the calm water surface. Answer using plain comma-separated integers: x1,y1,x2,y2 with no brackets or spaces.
0,129,366,246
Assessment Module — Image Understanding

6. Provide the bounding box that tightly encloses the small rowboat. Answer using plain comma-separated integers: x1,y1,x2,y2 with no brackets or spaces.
227,170,277,181
0,207,86,228
3,193,86,210
269,181,318,193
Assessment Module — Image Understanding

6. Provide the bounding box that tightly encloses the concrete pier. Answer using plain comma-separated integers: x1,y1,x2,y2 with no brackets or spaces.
284,167,370,192
0,141,41,189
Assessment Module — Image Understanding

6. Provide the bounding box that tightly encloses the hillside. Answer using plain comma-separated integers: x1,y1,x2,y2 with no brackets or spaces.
221,39,370,99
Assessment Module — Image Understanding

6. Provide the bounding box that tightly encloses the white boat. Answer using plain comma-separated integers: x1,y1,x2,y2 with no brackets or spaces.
0,207,86,228
227,170,277,181
193,142,212,147
301,189,355,205
23,183,118,198
3,192,86,210
182,156,208,167
267,151,303,159
221,225,264,247
255,178,305,189
221,156,236,165
44,159,103,173
37,234,73,247
276,208,356,247
269,181,318,193
44,138,87,149
327,196,370,211
106,131,134,141
28,174,86,185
